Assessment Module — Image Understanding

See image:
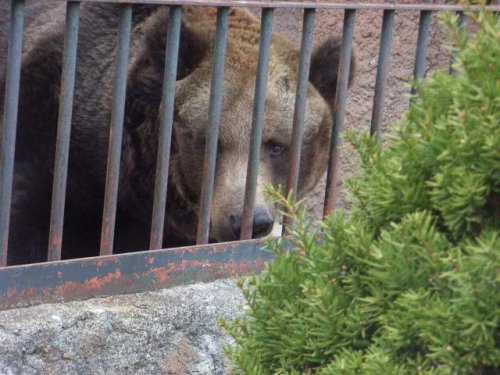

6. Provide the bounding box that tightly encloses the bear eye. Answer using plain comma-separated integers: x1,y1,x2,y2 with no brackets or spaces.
266,142,286,157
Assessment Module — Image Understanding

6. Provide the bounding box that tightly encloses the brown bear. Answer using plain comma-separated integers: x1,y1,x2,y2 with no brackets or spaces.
0,2,354,265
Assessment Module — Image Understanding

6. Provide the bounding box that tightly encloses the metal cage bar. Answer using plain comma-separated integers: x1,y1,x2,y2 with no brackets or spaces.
323,9,356,217
149,6,182,250
99,4,133,256
410,10,432,97
0,238,273,310
369,9,394,142
240,8,275,240
449,11,466,76
47,2,81,262
196,7,229,245
0,0,25,267
282,8,316,234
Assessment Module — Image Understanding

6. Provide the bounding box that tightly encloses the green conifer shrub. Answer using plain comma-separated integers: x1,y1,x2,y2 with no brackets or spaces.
223,7,499,375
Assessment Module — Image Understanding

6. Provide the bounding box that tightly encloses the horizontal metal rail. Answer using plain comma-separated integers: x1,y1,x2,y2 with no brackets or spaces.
68,0,500,12
0,239,273,310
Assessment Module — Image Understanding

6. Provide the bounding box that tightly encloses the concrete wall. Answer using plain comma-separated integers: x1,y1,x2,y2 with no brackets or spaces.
0,280,244,375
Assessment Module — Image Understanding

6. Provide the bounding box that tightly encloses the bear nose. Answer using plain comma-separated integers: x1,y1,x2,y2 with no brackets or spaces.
229,206,274,239
252,207,274,238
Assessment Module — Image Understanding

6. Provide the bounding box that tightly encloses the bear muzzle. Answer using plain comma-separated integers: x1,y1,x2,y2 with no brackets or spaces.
228,205,274,240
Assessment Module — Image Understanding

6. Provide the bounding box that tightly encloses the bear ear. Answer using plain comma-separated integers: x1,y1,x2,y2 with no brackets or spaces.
309,37,355,107
176,23,211,79
125,8,210,129
141,9,210,81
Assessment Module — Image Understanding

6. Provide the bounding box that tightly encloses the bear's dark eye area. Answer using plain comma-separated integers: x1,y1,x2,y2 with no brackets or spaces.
265,142,286,157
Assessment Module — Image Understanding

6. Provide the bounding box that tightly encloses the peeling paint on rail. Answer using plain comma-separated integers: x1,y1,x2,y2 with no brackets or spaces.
0,239,272,310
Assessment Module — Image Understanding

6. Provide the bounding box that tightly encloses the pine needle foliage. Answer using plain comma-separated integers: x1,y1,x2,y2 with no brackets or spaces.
222,6,499,375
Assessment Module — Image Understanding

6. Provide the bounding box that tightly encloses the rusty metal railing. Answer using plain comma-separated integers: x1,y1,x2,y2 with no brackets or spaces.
196,7,230,245
0,0,23,267
47,2,80,262
1,0,498,310
323,8,355,217
150,6,182,250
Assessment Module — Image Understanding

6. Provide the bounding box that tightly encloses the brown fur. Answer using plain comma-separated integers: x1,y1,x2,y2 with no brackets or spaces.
0,2,354,265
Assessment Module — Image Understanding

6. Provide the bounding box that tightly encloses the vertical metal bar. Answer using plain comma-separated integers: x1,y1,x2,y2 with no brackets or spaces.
196,7,229,245
149,6,182,250
240,8,274,240
47,2,80,262
410,10,432,97
322,9,356,218
281,8,316,235
370,9,394,142
99,4,132,256
449,11,465,76
0,0,25,267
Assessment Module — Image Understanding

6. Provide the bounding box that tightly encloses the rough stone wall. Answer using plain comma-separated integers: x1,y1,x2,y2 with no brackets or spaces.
0,280,244,375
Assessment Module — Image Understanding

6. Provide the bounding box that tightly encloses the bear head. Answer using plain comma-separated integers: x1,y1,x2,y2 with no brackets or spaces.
128,6,355,243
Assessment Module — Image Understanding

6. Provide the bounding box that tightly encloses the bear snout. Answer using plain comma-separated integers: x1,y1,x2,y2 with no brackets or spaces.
229,205,274,239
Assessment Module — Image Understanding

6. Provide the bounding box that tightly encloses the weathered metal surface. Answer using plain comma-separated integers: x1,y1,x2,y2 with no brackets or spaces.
240,8,274,240
149,6,182,250
0,239,273,310
99,4,133,256
369,9,394,142
68,0,500,12
0,0,25,267
196,7,229,245
282,8,316,235
410,10,432,98
48,2,81,262
449,11,466,76
323,9,356,217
